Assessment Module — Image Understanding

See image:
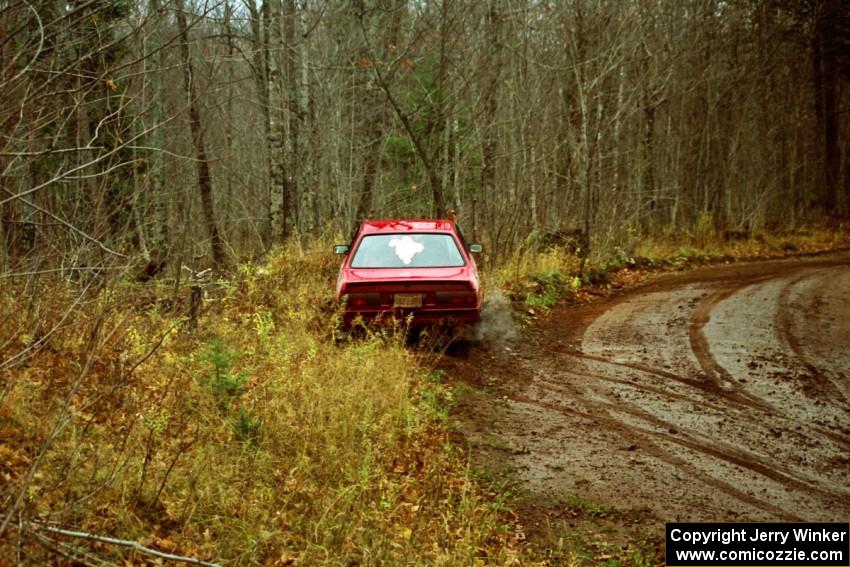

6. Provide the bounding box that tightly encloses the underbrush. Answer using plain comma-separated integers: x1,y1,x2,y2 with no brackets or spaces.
3,222,847,565
636,222,850,264
0,240,527,565
493,223,850,318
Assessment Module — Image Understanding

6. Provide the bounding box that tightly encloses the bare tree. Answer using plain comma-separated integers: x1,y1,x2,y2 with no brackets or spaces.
175,0,227,267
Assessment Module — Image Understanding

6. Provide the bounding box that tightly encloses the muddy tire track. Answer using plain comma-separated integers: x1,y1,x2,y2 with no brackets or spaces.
775,270,850,407
506,386,803,522
444,253,850,530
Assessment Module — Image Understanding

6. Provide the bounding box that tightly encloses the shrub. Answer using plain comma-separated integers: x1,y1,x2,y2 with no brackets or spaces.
0,239,529,565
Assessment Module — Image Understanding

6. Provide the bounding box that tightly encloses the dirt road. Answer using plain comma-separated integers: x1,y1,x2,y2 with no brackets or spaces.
443,253,850,530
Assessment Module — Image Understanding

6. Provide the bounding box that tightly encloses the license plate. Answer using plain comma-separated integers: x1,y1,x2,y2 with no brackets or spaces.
393,293,423,308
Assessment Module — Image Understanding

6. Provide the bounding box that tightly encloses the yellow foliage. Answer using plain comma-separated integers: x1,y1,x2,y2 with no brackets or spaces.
0,238,527,565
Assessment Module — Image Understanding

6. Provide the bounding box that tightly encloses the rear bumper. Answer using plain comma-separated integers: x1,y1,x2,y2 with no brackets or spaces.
342,307,480,327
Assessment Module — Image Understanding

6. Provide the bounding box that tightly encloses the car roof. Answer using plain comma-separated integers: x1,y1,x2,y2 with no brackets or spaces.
358,219,456,234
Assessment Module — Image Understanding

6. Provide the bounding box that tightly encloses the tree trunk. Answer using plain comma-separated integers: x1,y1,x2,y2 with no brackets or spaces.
175,0,226,267
225,0,235,231
812,0,841,214
267,0,289,241
148,0,168,260
245,0,269,139
353,1,402,222
479,1,502,235
0,162,15,270
283,0,302,233
354,120,383,221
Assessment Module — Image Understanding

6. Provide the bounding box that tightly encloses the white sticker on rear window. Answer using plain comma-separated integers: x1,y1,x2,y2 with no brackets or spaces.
389,235,424,265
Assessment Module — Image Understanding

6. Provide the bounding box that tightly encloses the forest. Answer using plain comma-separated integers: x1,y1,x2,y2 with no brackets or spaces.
1,0,849,564
2,0,848,272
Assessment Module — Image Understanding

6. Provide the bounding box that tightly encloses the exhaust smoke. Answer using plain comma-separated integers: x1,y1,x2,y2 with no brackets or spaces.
472,290,517,345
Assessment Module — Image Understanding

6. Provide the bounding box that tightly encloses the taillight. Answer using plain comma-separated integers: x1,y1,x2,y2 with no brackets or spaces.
435,291,478,305
346,292,380,307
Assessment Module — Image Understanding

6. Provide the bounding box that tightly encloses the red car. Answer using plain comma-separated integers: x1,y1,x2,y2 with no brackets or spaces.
334,219,483,327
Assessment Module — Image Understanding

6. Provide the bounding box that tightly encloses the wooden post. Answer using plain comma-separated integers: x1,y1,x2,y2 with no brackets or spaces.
188,285,203,329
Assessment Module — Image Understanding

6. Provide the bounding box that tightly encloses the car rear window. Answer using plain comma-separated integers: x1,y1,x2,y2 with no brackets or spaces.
350,233,465,268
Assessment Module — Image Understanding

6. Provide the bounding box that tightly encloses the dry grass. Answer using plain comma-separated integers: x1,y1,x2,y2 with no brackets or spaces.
3,222,847,565
486,223,850,316
635,222,850,261
491,248,582,292
0,239,529,565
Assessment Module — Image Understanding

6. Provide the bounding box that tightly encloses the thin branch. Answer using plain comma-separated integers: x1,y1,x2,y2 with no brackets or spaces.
1,188,128,258
28,523,222,567
126,320,183,375
0,146,105,157
0,105,183,207
0,280,91,373
31,529,116,567
0,301,101,537
0,0,44,88
0,266,133,280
